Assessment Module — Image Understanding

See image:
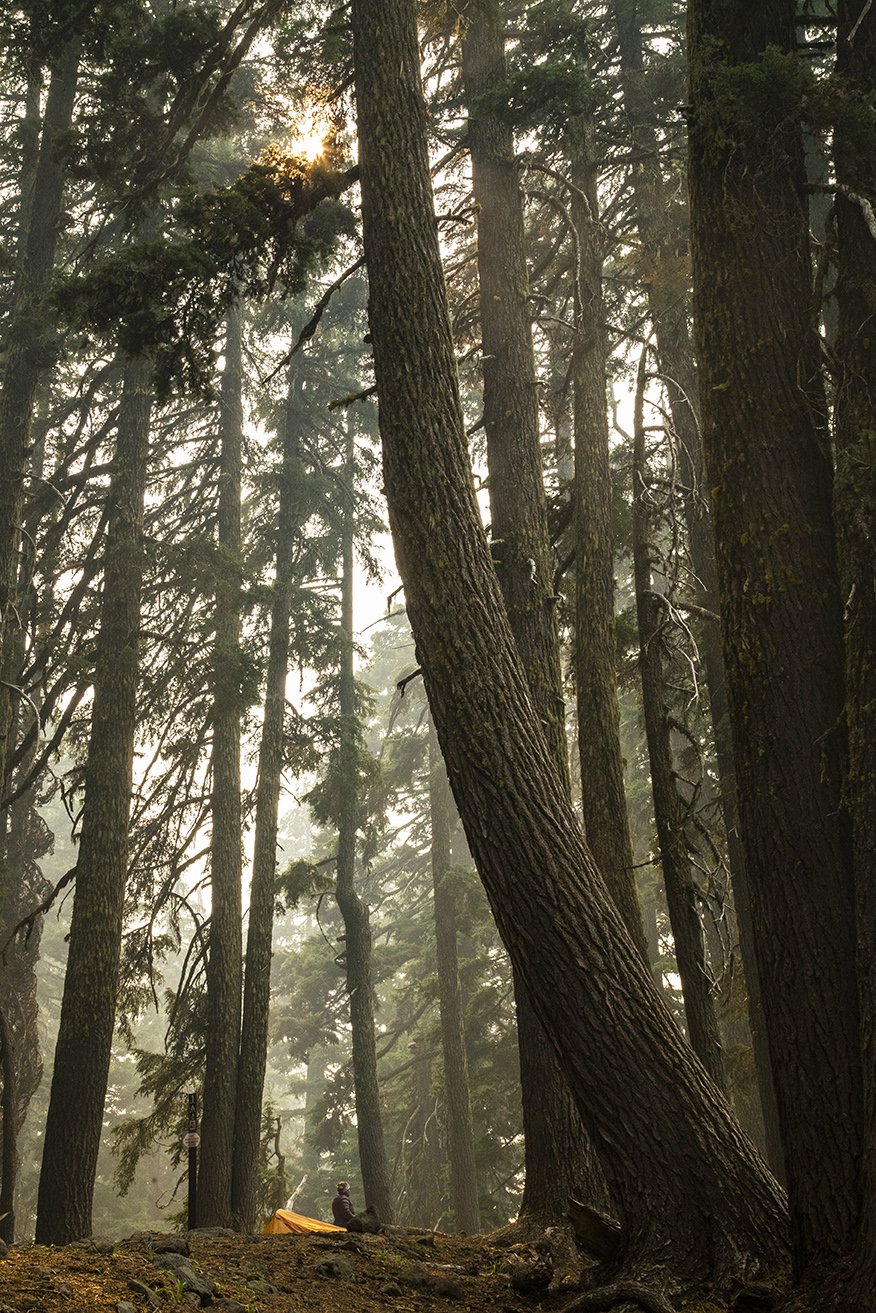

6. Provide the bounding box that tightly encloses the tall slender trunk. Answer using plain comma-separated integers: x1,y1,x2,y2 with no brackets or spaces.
460,0,606,1220
0,41,79,809
687,0,861,1276
350,0,787,1285
0,397,53,1242
231,371,309,1230
199,305,244,1228
632,356,726,1091
429,721,480,1233
335,421,393,1222
609,0,782,1176
35,354,152,1245
568,120,649,960
833,1,876,1302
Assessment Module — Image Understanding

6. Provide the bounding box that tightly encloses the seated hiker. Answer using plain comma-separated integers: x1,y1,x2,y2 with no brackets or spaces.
332,1181,359,1230
331,1182,381,1234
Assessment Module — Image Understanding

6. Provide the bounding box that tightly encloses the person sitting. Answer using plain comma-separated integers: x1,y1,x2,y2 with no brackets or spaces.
332,1181,359,1230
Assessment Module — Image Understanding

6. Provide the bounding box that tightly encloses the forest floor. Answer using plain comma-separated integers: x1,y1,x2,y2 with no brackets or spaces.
0,1224,729,1313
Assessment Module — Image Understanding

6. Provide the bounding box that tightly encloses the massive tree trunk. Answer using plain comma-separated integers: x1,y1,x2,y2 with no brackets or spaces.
199,305,244,1228
461,0,611,1220
833,0,876,1303
232,371,308,1230
0,40,79,810
35,355,152,1245
429,721,481,1233
687,0,861,1277
350,0,787,1287
335,421,393,1222
609,0,781,1176
632,356,726,1092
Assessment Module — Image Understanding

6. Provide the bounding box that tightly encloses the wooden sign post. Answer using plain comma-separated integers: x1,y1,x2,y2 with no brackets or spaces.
184,1092,200,1230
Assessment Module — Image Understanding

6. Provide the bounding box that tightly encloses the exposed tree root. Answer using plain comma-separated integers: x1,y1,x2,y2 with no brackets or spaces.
560,1280,678,1313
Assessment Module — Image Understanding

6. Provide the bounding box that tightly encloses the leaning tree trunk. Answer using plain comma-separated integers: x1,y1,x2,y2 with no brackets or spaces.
460,0,610,1221
199,305,245,1228
687,0,862,1278
609,0,781,1175
232,370,309,1230
832,1,876,1304
631,355,726,1092
429,721,481,1233
0,40,79,810
349,0,788,1288
35,355,152,1245
335,421,393,1222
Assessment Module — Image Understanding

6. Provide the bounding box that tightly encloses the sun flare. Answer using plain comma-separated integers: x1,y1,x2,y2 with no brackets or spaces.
289,108,331,162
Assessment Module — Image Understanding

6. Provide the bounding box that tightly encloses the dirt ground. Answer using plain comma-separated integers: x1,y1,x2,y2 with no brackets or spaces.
0,1224,609,1313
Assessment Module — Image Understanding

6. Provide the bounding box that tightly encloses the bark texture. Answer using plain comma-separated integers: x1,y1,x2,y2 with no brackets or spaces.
460,0,604,1220
35,355,152,1244
609,0,781,1174
429,721,481,1233
232,372,308,1230
200,305,245,1228
351,0,787,1285
833,0,876,1302
687,0,861,1275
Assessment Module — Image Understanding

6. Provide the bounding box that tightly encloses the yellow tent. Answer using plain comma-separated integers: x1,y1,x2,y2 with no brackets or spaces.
263,1208,347,1236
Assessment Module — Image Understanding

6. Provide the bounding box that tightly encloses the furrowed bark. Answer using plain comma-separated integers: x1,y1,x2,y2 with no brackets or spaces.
35,355,152,1245
609,0,781,1174
460,0,604,1220
687,0,861,1275
200,305,245,1228
351,0,787,1286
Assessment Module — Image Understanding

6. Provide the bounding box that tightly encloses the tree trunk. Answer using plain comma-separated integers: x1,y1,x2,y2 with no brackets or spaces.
568,119,649,962
460,0,609,1221
232,371,308,1230
350,0,787,1286
687,0,861,1276
631,355,726,1092
335,419,393,1222
0,40,79,809
609,0,783,1178
35,354,152,1245
429,720,481,1233
833,0,876,1302
199,304,244,1228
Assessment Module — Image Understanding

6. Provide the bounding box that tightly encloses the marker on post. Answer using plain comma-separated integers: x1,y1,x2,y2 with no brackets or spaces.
185,1093,200,1229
